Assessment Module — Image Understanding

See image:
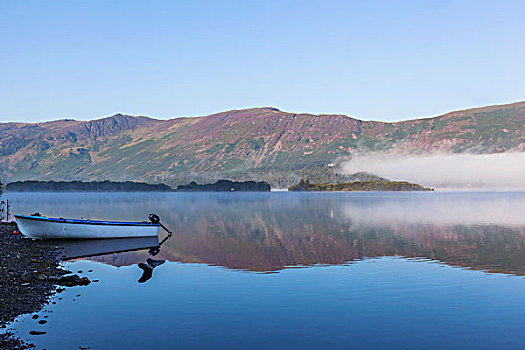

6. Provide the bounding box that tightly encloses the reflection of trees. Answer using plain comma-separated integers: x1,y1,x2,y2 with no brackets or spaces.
402,224,525,275
162,219,525,275
89,196,525,275
14,193,525,275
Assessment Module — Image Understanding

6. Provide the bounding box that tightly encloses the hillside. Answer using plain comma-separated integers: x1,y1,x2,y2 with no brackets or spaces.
1,102,524,187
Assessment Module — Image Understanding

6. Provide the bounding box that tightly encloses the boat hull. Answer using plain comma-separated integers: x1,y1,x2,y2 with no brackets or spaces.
15,215,160,239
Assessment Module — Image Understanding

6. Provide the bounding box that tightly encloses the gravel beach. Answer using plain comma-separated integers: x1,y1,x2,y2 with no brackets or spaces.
0,222,68,349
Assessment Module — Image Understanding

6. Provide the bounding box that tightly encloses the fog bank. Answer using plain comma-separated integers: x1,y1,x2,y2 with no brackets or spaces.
341,152,525,190
338,193,525,226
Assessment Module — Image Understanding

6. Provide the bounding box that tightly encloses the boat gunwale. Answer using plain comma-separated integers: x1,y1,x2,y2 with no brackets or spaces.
14,215,160,227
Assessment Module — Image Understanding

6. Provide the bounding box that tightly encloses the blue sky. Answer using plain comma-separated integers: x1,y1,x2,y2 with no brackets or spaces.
0,0,523,122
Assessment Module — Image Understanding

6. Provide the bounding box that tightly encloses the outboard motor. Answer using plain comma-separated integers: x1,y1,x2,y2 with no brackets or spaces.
149,213,172,236
147,213,172,256
149,213,160,224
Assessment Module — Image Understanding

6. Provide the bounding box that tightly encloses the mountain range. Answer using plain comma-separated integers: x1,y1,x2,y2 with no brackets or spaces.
1,101,524,187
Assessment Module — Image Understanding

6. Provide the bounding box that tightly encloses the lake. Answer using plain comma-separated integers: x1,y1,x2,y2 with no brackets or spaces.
4,191,525,349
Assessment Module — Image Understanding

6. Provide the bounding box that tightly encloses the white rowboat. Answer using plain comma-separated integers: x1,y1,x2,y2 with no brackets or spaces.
15,215,160,239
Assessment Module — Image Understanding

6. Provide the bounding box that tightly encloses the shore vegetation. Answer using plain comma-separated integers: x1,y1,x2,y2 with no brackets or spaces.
289,179,434,192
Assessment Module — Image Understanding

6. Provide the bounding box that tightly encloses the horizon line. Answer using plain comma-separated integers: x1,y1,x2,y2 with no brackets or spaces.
2,99,524,125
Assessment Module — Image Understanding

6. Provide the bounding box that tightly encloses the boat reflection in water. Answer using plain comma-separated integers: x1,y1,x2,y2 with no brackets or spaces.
42,234,171,283
43,236,160,260
11,192,525,277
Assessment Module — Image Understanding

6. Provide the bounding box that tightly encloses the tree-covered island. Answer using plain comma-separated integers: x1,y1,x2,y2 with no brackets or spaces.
5,180,272,192
289,179,434,192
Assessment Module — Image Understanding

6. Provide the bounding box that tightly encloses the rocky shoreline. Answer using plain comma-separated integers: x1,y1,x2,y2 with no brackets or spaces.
0,222,79,349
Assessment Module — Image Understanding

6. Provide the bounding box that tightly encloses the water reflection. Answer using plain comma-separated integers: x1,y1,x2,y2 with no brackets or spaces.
42,236,160,260
137,258,165,283
7,192,525,275
44,233,172,282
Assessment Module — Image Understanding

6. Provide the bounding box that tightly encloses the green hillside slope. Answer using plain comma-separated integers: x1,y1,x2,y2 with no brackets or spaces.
1,102,524,187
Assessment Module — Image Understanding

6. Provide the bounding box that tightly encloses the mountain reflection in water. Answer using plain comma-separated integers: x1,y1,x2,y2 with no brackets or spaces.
7,192,525,275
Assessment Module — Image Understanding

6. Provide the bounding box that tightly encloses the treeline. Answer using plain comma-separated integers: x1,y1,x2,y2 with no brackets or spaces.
177,180,270,192
6,180,173,192
5,180,272,192
289,179,434,192
159,164,388,189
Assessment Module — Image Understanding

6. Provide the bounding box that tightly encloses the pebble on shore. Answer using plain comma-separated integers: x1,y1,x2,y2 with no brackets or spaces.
0,221,87,349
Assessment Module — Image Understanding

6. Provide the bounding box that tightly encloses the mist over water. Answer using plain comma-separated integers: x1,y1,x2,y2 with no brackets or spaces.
6,191,525,271
341,152,525,190
339,192,525,227
6,192,525,350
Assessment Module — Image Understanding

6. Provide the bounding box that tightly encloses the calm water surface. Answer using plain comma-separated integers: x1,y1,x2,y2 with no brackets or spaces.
4,191,525,349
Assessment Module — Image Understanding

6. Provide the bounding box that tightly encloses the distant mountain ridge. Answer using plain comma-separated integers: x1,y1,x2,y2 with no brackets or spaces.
1,101,524,187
